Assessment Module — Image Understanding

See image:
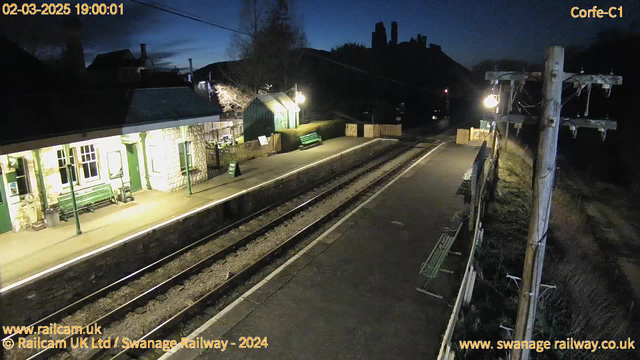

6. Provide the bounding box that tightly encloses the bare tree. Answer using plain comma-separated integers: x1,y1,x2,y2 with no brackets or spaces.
226,0,307,94
226,0,270,94
214,84,253,113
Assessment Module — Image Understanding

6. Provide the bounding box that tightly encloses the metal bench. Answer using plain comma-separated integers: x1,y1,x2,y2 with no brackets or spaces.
299,132,322,150
58,183,117,221
416,222,463,299
462,165,473,181
456,165,473,200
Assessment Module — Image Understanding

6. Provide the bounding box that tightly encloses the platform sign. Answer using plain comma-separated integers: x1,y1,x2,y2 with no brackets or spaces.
227,161,241,177
258,135,269,146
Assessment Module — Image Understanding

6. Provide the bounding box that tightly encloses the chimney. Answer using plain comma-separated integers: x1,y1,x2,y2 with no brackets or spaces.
140,43,148,67
63,16,85,74
371,22,387,51
390,21,398,46
188,58,194,84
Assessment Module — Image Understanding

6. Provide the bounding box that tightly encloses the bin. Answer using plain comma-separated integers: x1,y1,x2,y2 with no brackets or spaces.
45,208,60,228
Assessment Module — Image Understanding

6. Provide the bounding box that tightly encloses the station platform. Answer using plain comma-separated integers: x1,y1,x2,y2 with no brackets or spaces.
0,137,387,289
167,142,479,360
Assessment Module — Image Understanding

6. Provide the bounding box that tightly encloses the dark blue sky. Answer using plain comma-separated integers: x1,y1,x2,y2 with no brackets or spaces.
79,0,639,72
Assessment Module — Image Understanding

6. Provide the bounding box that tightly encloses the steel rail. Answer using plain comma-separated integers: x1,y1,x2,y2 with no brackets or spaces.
2,141,407,345
24,141,416,360
109,141,439,360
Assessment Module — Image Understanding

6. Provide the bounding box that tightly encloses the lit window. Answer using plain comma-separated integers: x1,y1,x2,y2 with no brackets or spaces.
80,144,100,180
178,141,192,171
57,149,78,186
15,157,31,196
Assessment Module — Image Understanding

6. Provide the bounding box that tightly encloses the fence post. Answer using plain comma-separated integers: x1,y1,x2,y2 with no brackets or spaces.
469,162,477,232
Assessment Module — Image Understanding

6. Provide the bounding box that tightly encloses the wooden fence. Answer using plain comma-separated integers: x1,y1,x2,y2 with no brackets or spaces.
363,124,402,138
379,124,402,136
345,123,358,137
206,134,281,179
470,127,492,142
456,129,470,145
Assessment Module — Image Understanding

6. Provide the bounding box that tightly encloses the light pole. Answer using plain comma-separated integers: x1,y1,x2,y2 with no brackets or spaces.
444,87,449,117
294,83,299,128
288,83,305,128
63,144,82,235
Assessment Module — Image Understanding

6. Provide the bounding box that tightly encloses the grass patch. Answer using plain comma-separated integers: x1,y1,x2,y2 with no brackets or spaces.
453,142,636,360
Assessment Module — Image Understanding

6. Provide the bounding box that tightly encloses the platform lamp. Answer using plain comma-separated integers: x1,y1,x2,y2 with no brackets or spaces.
287,83,305,128
63,144,82,235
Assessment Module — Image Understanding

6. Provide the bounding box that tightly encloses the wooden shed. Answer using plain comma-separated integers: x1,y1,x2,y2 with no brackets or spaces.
242,93,299,141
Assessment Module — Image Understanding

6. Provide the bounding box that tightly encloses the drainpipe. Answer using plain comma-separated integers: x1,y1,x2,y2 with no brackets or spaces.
181,126,192,196
188,58,194,88
33,149,48,210
294,82,298,128
139,132,152,190
63,144,82,235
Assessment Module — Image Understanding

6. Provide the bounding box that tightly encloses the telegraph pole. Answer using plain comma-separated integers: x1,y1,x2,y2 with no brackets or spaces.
511,46,564,360
484,49,622,360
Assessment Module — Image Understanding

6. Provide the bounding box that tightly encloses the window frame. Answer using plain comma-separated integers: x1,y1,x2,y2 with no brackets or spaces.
15,157,31,198
57,148,78,187
80,144,100,182
178,141,193,172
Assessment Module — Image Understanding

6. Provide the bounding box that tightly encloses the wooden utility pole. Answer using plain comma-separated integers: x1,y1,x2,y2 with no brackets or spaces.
484,52,622,360
511,46,564,360
504,80,514,150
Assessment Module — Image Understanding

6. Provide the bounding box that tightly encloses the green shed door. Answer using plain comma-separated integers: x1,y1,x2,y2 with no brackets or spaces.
126,144,142,192
274,113,287,131
0,171,13,233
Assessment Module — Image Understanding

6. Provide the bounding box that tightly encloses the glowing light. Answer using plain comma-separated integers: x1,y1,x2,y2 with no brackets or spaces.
295,92,306,104
483,94,499,108
444,89,448,93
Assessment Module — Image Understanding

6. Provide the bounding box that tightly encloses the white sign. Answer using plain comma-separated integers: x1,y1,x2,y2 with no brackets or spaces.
258,135,269,146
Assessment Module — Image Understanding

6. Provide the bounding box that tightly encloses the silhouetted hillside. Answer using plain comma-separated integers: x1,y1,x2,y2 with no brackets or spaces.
195,42,476,126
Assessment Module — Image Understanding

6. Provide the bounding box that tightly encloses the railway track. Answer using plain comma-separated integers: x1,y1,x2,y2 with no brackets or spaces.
3,138,446,360
106,140,443,360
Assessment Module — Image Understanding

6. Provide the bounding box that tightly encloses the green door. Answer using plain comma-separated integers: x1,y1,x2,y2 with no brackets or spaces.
0,170,13,234
126,144,142,192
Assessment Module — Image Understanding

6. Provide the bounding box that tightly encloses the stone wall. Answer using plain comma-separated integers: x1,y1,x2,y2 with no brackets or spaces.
146,126,207,191
2,139,393,326
1,127,209,232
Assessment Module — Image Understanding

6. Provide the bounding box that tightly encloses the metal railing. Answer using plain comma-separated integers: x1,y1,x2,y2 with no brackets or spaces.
437,130,499,359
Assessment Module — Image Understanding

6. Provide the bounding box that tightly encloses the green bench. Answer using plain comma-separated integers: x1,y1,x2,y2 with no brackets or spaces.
416,223,463,299
299,132,322,150
58,183,117,221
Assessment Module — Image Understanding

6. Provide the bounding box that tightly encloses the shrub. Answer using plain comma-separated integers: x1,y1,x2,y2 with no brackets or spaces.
278,119,345,152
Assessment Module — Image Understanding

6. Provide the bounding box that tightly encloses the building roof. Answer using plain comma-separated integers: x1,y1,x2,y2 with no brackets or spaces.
254,93,299,113
87,49,141,71
0,36,60,95
0,87,222,154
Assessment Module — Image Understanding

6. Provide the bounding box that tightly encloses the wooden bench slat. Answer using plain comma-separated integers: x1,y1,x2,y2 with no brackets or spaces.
417,223,463,297
58,183,115,220
299,132,322,148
